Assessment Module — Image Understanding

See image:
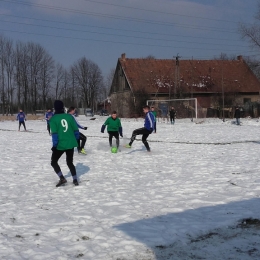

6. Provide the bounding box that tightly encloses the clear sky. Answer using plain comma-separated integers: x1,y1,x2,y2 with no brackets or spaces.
0,0,258,77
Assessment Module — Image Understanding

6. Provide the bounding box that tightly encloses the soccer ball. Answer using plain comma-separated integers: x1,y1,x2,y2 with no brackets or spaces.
111,147,118,153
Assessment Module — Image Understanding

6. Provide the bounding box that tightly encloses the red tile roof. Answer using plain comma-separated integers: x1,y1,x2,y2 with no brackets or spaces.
119,56,260,94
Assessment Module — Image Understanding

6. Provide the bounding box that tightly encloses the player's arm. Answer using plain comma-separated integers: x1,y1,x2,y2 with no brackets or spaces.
101,118,109,133
73,115,85,130
119,126,123,137
50,119,59,147
45,113,48,121
71,117,79,140
117,119,123,137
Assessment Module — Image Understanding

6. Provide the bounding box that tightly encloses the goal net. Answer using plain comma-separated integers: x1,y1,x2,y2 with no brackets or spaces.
146,98,206,121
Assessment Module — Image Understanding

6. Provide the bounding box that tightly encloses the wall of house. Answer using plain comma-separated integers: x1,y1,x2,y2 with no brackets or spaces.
111,64,130,93
239,94,260,104
110,91,133,117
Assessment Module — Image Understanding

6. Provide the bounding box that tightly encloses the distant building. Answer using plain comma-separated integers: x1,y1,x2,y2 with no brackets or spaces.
109,53,260,118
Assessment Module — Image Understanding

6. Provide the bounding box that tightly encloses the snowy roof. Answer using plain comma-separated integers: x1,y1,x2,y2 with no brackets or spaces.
118,55,260,94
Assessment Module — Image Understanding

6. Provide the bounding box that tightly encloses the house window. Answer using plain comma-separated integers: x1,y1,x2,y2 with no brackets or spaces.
243,98,251,104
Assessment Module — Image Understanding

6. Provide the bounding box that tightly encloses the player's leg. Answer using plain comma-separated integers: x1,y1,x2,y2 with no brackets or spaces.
47,124,51,135
108,132,113,147
80,133,87,150
114,132,119,148
79,133,87,154
128,128,145,146
66,148,78,185
51,149,67,186
142,129,152,151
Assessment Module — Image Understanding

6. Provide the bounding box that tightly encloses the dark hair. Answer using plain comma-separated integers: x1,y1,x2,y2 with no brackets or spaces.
143,105,150,110
112,111,117,114
67,106,75,113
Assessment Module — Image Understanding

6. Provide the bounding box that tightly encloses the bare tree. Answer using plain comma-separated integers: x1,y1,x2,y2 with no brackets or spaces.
143,55,156,59
39,52,54,110
14,41,54,113
54,63,66,100
103,68,115,100
239,3,260,79
1,38,15,115
70,67,80,108
27,42,46,114
0,35,7,115
71,57,103,110
14,41,30,112
0,37,109,113
244,56,260,79
214,53,237,61
239,1,260,49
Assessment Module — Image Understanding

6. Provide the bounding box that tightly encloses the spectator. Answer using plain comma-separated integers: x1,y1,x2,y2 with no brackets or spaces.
234,107,241,125
169,106,176,125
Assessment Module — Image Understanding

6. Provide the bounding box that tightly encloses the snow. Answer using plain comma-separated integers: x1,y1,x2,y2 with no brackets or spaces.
1,116,260,260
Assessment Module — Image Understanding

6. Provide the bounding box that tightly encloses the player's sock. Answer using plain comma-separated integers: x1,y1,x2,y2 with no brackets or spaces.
56,171,64,178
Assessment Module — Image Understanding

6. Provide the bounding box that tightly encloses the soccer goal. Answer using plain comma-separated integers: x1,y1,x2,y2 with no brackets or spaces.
146,98,198,121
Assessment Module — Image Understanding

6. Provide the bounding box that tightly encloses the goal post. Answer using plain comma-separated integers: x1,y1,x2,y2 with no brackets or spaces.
146,98,198,120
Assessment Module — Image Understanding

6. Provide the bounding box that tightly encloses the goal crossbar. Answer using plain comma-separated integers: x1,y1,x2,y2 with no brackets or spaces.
146,98,197,119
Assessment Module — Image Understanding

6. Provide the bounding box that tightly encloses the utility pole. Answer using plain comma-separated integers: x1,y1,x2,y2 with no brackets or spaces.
191,57,194,121
222,60,225,122
174,54,181,98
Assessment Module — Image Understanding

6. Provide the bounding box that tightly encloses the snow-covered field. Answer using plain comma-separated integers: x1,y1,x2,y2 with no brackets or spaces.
1,115,260,260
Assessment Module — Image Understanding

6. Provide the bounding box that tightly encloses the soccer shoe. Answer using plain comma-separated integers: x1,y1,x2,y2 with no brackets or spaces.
80,148,86,154
56,178,67,187
125,144,131,148
73,180,79,186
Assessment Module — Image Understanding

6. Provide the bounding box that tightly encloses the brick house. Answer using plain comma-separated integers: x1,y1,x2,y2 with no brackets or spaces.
109,53,260,118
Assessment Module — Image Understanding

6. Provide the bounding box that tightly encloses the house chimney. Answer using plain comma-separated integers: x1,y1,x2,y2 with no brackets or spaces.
121,53,126,61
237,55,243,61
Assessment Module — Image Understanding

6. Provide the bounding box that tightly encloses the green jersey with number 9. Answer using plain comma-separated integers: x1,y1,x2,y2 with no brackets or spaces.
50,113,79,150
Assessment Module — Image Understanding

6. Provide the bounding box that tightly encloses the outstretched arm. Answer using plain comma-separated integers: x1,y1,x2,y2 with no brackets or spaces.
101,124,106,133
119,126,123,137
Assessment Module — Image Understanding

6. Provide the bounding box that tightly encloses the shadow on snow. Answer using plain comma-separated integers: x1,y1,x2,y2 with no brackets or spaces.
114,197,260,259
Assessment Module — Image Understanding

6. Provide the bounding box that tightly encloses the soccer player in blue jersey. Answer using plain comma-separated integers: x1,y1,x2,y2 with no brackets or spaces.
17,109,27,131
125,105,155,152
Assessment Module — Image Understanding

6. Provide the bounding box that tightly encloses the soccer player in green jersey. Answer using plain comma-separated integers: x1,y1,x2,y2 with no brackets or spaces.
50,100,80,187
101,111,123,149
